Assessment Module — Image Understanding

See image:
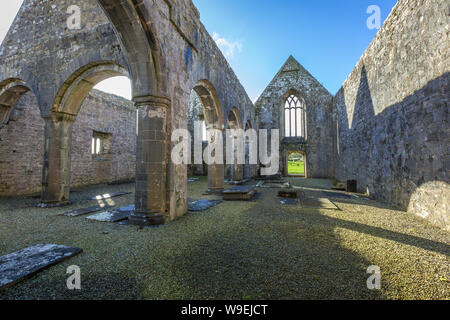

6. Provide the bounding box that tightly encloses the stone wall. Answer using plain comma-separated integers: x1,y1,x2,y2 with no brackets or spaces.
0,89,136,197
255,56,334,178
333,0,449,230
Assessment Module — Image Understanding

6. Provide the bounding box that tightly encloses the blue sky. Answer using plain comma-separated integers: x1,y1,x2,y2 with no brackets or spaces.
1,1,398,101
193,0,398,100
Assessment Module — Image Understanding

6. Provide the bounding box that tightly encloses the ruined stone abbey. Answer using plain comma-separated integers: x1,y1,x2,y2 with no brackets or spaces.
0,0,448,232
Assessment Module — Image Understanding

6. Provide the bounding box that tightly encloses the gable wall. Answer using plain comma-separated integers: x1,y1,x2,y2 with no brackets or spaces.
255,58,334,178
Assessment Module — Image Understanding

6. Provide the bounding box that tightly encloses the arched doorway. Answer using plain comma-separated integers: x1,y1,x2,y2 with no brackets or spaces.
42,62,130,205
192,80,224,194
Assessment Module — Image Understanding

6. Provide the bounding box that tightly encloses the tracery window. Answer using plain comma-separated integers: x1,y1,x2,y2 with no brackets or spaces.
284,94,306,138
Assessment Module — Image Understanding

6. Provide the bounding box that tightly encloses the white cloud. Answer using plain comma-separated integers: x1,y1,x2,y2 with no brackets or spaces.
212,32,243,59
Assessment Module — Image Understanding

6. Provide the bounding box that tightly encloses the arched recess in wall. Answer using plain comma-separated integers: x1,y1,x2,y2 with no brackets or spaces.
0,78,33,128
227,107,243,181
192,80,225,193
0,78,44,197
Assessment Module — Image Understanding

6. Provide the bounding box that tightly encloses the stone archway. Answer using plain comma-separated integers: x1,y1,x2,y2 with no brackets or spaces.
0,79,32,129
192,80,224,193
41,62,130,205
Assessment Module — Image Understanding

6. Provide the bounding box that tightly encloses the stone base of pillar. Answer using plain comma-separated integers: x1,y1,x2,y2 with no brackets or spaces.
129,212,166,226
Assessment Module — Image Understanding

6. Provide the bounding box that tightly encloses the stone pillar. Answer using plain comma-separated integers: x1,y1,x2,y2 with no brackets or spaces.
130,95,170,226
206,128,224,194
233,135,244,182
41,112,75,205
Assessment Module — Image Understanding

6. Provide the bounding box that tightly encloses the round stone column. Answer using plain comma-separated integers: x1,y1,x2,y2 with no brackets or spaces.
130,95,170,226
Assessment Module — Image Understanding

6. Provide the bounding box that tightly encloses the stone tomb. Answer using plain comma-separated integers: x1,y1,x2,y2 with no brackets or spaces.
223,185,257,201
0,244,82,289
86,205,135,223
188,199,223,212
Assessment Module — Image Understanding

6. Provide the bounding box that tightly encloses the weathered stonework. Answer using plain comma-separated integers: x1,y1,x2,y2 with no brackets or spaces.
333,0,449,230
0,89,136,197
255,56,334,179
0,0,448,231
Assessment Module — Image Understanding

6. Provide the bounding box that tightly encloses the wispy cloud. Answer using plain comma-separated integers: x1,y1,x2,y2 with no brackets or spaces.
212,32,243,59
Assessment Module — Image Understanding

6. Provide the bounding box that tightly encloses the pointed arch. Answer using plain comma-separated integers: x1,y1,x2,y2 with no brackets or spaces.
95,0,166,97
193,80,224,130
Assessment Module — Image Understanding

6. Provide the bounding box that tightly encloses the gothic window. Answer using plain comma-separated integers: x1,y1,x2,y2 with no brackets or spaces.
284,94,306,138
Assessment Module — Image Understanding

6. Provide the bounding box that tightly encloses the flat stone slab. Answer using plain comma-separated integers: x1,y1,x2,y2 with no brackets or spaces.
257,181,291,189
223,185,256,194
188,199,222,212
300,197,338,210
0,244,82,289
60,205,115,217
223,185,257,201
86,209,131,223
89,192,130,201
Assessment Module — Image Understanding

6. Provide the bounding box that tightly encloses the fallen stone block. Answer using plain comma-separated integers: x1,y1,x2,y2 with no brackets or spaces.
188,199,222,212
0,244,82,289
223,185,257,201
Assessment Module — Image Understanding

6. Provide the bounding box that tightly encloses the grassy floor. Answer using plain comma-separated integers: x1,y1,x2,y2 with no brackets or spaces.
288,161,305,175
0,178,449,300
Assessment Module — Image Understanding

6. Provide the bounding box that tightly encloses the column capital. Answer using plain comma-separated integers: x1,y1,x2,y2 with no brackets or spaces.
43,112,76,123
133,94,171,108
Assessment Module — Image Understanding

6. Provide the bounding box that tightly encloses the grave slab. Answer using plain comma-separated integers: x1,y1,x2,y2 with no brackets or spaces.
0,244,82,289
188,199,222,212
86,209,131,223
223,185,257,201
60,205,115,217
